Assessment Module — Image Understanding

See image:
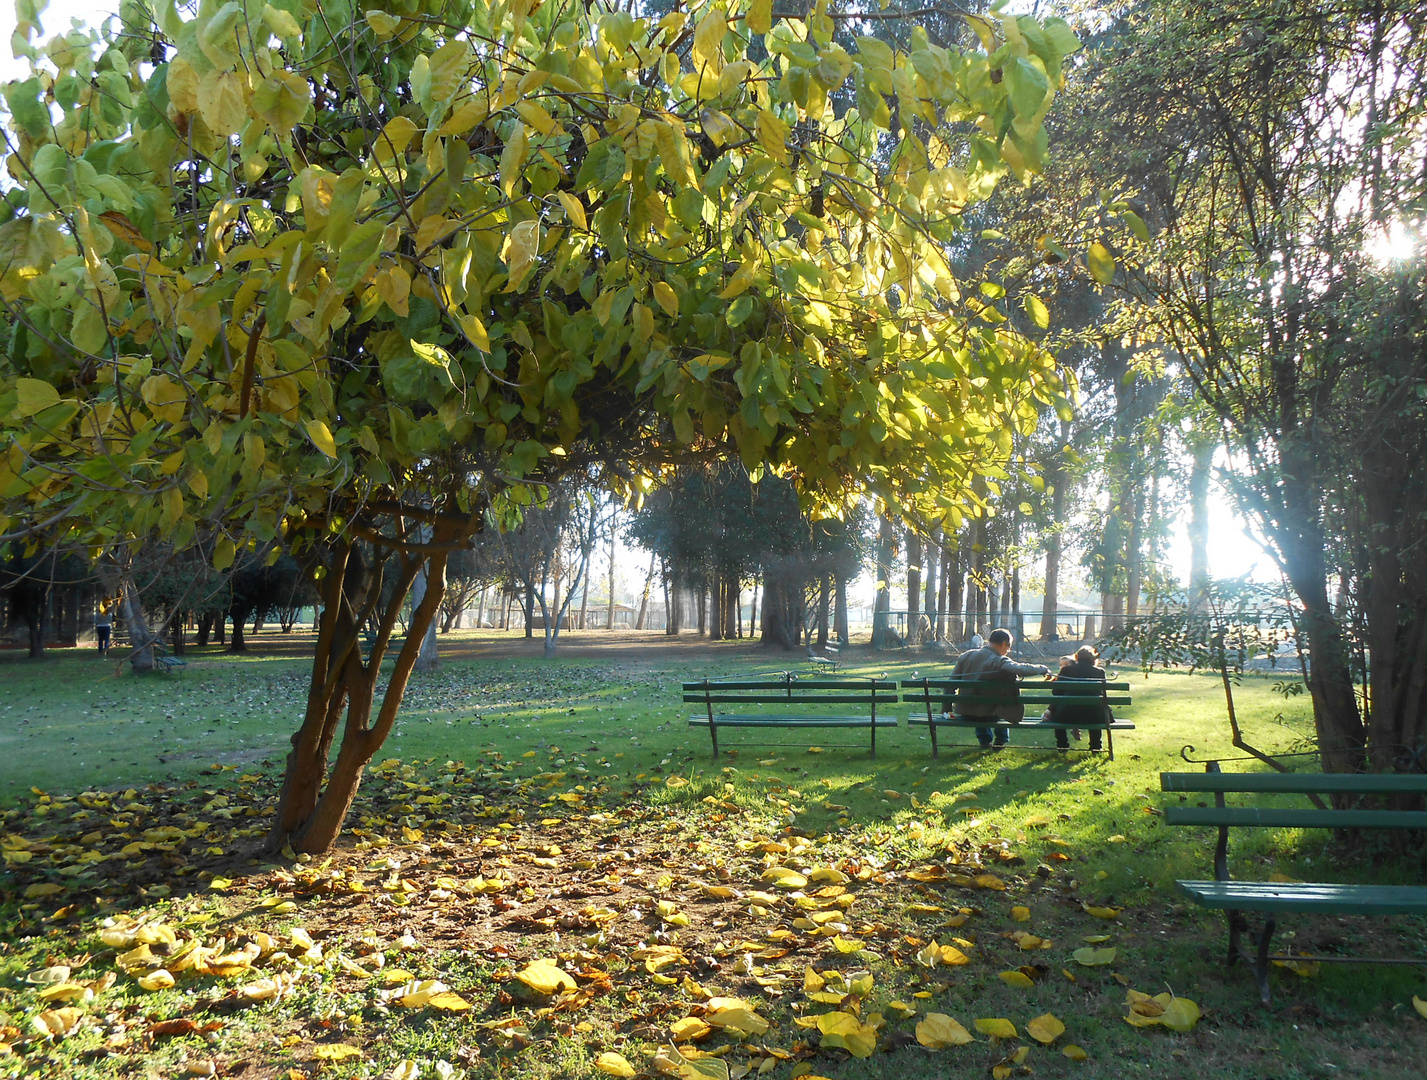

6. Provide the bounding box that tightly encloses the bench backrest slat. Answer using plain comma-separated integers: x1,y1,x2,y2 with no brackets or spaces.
1162,771,1427,794
903,678,1131,691
683,693,900,705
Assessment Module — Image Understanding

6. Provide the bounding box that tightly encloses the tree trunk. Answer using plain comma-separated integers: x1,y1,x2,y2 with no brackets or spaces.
228,607,248,652
816,573,831,649
1126,479,1145,619
872,515,895,649
269,539,447,854
1041,469,1065,641
524,583,534,638
605,536,616,630
905,528,921,642
121,580,156,672
197,613,212,647
214,614,225,646
410,562,440,672
944,541,961,642
635,553,656,629
1188,438,1213,613
833,573,848,645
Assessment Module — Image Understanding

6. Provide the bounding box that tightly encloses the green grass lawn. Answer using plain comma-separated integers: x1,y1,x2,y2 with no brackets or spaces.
2,637,1425,1079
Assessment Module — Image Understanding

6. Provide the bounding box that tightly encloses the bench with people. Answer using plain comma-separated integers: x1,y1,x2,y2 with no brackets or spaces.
904,629,1134,759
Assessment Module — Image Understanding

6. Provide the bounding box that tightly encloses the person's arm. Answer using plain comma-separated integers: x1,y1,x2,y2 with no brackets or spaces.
992,656,1050,678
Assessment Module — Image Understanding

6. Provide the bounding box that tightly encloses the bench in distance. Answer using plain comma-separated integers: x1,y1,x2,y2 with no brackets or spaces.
684,674,898,759
1161,763,1427,1003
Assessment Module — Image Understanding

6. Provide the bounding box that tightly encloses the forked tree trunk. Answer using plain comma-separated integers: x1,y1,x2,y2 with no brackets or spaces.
121,580,156,672
269,537,449,854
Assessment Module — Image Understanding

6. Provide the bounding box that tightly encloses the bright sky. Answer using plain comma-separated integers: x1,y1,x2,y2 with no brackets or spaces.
0,0,107,82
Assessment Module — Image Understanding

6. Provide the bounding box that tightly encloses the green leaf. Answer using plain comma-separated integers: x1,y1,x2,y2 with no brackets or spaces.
746,0,772,35
305,419,337,458
1087,241,1116,285
575,139,626,193
14,378,60,416
726,295,753,328
1023,294,1049,329
4,78,48,139
252,71,311,133
1041,17,1083,58
1004,56,1050,122
213,535,236,571
1124,211,1150,243
334,220,387,293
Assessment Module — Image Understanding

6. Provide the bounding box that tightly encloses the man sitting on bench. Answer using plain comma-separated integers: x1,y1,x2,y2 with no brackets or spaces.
949,628,1051,749
1045,646,1111,752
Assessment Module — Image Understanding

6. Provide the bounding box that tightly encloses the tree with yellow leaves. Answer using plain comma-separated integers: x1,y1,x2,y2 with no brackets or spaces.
0,0,1077,851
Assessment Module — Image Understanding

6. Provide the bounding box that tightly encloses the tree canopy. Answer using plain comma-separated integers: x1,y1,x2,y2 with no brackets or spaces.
0,0,1079,850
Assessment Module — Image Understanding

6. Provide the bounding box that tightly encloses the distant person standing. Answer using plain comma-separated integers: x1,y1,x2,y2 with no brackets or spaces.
950,628,1050,749
94,604,112,654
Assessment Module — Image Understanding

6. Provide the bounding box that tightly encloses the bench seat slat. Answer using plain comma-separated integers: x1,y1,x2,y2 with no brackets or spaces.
689,716,898,728
1162,772,1427,795
683,680,893,691
905,680,1132,691
1165,807,1427,829
907,699,1130,707
907,715,1135,731
1178,880,1427,914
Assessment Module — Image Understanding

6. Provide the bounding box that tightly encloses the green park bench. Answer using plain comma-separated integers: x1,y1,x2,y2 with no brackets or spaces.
153,643,187,672
1161,763,1427,1003
684,674,898,758
902,676,1134,759
805,644,840,673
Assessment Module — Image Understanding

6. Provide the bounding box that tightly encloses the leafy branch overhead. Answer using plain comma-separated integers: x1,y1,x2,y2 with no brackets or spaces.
0,0,1077,555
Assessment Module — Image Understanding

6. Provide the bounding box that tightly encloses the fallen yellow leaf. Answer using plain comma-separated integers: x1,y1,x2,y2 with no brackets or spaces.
1072,946,1117,966
1010,906,1031,922
1082,903,1123,920
515,959,576,996
595,1051,637,1078
998,971,1035,989
1063,1043,1089,1061
671,1016,711,1042
312,1045,364,1061
814,1010,879,1058
1415,995,1427,1020
916,1012,974,1049
974,1018,1018,1039
1026,1013,1065,1045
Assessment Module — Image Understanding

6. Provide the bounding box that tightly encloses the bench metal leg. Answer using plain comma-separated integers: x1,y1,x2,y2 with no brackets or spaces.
1226,909,1244,966
1252,917,1277,1005
1106,727,1114,761
710,721,719,759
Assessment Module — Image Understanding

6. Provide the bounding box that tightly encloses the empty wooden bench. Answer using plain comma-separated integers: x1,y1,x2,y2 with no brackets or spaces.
1161,763,1427,1003
684,674,898,758
903,676,1134,759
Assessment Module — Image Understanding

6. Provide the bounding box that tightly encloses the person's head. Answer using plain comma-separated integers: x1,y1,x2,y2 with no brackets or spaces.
1059,654,1076,672
1074,646,1099,666
988,628,1013,655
